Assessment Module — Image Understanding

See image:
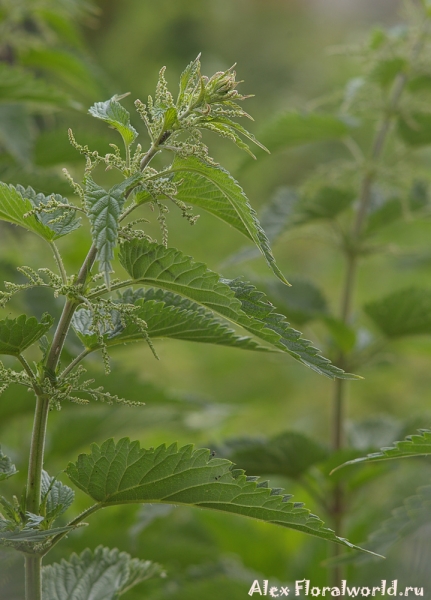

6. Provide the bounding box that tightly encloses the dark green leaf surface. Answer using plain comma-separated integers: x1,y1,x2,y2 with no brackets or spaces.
334,430,431,470
88,96,138,146
169,156,288,284
73,288,269,352
119,240,356,378
294,186,356,225
42,546,163,600
0,314,53,356
0,447,17,482
66,438,375,552
217,431,329,479
364,287,431,338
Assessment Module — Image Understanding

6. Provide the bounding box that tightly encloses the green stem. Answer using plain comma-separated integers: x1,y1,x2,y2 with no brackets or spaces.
25,555,42,600
41,503,101,557
60,349,91,379
50,241,67,285
26,394,50,515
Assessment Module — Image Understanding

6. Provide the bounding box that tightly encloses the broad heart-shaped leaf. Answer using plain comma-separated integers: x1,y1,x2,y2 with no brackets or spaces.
334,430,431,471
216,431,329,480
119,239,356,379
167,155,288,284
364,287,431,338
41,471,74,523
0,182,56,240
88,96,138,147
84,174,142,287
16,185,81,239
65,438,376,554
0,447,17,481
73,288,269,352
42,546,163,600
0,313,53,356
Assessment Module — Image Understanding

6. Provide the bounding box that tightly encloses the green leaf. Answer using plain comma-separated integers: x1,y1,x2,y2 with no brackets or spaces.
0,521,78,549
0,182,57,240
217,431,329,479
168,156,288,284
0,64,73,107
88,96,138,147
0,447,17,481
398,113,431,146
225,279,358,380
73,288,270,352
0,314,53,356
326,484,431,567
17,185,81,239
65,438,377,553
334,430,431,470
294,186,356,225
40,471,74,523
264,277,329,326
119,240,356,379
255,111,351,155
364,287,431,338
42,546,163,600
84,175,141,287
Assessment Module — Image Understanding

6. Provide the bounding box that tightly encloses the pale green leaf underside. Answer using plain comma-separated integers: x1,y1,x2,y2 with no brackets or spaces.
165,156,288,284
42,545,162,600
88,96,138,146
17,185,81,239
84,175,141,287
73,288,269,352
0,447,17,481
0,182,56,240
65,438,376,553
364,287,431,338
118,239,356,379
0,524,77,546
41,471,74,522
0,313,53,356
334,430,431,471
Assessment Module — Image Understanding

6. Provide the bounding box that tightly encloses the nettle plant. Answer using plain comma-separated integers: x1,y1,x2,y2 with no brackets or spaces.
0,58,374,599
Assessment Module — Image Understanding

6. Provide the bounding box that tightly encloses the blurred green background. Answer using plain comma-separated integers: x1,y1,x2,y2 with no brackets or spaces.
3,0,431,598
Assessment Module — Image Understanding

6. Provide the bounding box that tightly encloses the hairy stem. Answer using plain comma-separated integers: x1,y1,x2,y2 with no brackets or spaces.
26,394,50,515
50,241,67,285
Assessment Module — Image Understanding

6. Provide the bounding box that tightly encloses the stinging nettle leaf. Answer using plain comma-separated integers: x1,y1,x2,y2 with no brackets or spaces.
364,287,431,338
168,155,288,284
65,438,378,554
73,288,269,352
41,471,74,523
0,181,56,241
333,430,431,472
16,185,81,239
88,95,138,147
42,545,163,600
84,174,142,287
119,239,356,379
0,313,53,356
0,447,17,481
